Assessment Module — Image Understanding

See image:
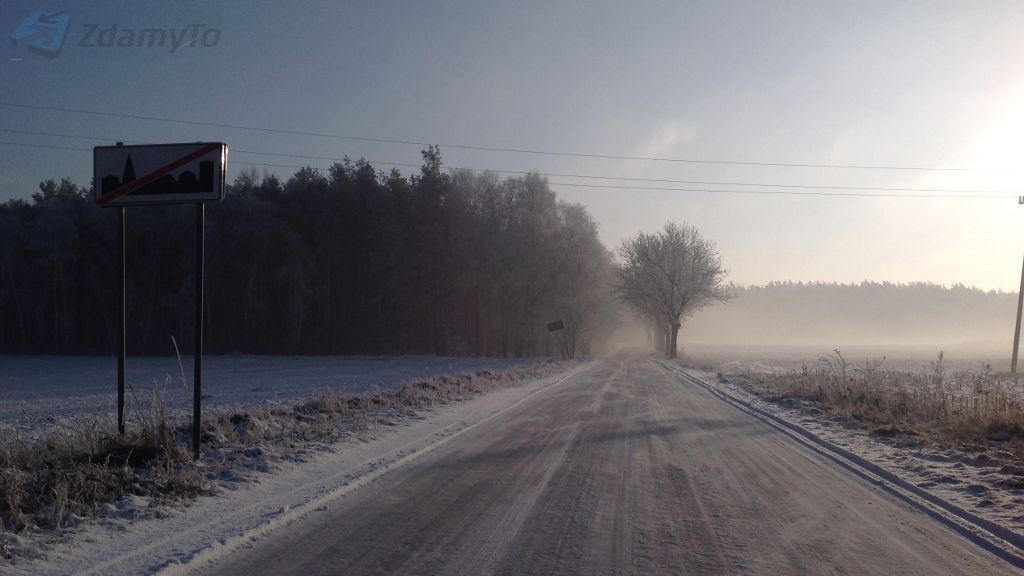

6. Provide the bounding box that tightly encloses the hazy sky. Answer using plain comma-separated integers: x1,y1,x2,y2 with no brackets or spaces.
4,1,1024,290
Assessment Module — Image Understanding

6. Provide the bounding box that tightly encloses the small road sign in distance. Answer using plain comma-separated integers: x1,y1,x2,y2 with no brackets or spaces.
94,142,228,206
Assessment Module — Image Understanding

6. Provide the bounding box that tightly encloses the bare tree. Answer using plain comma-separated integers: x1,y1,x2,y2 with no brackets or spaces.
614,222,730,358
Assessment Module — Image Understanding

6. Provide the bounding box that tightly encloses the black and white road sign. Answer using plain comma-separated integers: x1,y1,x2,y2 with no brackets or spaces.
94,142,228,206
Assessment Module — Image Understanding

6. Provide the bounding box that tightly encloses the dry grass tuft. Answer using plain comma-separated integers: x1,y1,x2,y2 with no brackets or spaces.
732,350,1024,448
0,385,201,534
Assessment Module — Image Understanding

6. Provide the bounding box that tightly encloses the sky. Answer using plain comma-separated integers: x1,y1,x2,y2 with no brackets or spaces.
3,1,1024,291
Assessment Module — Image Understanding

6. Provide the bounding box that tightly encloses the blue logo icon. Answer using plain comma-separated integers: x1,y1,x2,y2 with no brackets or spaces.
10,11,70,58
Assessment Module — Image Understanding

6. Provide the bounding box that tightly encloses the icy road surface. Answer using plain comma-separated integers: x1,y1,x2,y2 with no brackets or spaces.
202,358,1016,575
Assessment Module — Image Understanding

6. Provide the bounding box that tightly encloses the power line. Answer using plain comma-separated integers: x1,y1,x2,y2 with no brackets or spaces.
0,100,1012,173
0,140,319,173
2,127,1020,196
0,141,87,153
0,139,1013,199
545,181,1012,199
230,149,1020,194
0,128,149,145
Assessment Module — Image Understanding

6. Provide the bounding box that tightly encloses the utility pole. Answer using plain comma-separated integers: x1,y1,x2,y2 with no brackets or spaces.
1013,196,1024,374
1012,250,1024,374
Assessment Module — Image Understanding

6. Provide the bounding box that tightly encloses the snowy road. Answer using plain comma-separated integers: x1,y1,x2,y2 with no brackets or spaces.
202,359,1017,575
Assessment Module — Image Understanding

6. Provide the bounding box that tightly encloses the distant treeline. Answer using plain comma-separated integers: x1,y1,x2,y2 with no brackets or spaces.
683,281,1017,347
0,148,615,356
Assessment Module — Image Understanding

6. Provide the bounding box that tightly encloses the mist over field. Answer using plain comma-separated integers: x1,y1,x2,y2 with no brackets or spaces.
682,281,1016,350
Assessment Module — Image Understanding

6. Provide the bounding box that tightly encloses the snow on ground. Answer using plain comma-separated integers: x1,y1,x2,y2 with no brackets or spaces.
0,355,534,433
1,361,590,575
684,364,1024,543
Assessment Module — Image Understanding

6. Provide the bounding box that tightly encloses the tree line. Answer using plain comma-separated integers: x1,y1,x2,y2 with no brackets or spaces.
0,148,616,357
13,160,1009,359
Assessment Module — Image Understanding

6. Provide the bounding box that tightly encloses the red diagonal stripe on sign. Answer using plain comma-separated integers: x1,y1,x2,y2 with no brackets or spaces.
97,143,220,205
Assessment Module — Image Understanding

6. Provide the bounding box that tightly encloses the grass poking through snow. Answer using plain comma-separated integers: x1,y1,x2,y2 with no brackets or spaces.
709,350,1024,455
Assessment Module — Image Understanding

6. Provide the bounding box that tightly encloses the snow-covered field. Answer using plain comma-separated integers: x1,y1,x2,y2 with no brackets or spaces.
0,355,534,433
681,342,1010,374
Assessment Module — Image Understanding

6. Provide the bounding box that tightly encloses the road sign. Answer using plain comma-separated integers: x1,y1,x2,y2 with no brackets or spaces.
547,320,565,332
94,142,227,206
95,141,225,458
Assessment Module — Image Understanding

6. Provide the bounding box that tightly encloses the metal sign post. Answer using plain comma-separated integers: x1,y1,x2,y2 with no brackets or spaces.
193,203,205,458
547,320,567,359
95,142,226,459
118,204,126,435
